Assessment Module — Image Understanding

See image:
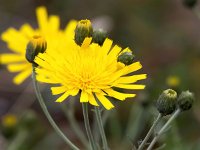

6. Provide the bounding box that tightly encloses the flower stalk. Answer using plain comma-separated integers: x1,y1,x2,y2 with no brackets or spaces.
61,103,89,148
82,103,97,150
32,65,80,150
147,108,181,150
138,113,163,150
94,107,109,150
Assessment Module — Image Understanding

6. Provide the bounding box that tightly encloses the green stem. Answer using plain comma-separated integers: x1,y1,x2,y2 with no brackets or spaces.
138,113,162,150
93,109,110,143
7,130,28,150
94,107,109,150
32,66,79,150
147,109,181,150
61,104,89,148
82,103,96,150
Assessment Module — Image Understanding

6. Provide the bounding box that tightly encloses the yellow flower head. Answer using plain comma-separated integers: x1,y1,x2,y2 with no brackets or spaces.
166,75,180,87
35,36,147,110
1,6,77,84
1,114,17,127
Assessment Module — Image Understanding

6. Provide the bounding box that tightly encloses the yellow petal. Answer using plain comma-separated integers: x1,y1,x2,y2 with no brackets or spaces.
2,28,27,53
102,38,113,55
104,88,135,101
123,62,142,75
51,86,66,95
88,93,99,106
108,45,121,58
117,74,147,84
36,75,59,84
7,63,30,72
20,24,35,38
13,68,32,84
68,89,79,96
34,57,51,69
36,6,48,31
114,84,145,90
48,15,60,32
64,20,77,38
1,54,26,64
55,92,69,102
80,90,89,102
81,38,92,48
95,93,114,110
119,47,131,54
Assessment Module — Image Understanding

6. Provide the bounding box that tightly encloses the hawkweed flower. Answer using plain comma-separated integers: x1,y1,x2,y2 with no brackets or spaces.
1,114,18,139
166,75,180,87
1,6,77,84
34,24,147,109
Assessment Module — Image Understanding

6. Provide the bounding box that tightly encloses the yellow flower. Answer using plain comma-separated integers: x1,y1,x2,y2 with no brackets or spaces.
1,114,17,127
1,6,77,84
35,37,147,110
166,75,180,87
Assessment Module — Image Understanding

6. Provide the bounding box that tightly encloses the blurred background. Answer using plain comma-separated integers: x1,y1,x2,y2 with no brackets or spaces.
0,0,200,149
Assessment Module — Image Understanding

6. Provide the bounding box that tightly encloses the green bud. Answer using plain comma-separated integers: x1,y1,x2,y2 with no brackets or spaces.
177,90,194,111
183,0,197,9
117,51,135,65
75,19,93,46
26,35,47,63
92,29,107,46
156,89,177,116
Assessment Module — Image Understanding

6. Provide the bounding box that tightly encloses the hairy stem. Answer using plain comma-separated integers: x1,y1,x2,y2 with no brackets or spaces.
82,103,96,150
32,65,79,150
138,113,162,150
94,107,109,150
147,109,181,150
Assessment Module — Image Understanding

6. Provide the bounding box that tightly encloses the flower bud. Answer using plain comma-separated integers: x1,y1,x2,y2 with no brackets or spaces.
92,29,107,46
183,0,197,9
117,51,135,65
177,90,194,111
156,89,177,116
75,19,93,45
25,35,47,63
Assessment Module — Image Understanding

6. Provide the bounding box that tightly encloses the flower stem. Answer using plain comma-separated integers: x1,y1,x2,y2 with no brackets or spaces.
94,110,110,143
82,103,96,150
147,109,181,150
138,113,162,150
94,107,109,150
32,65,80,150
61,103,89,148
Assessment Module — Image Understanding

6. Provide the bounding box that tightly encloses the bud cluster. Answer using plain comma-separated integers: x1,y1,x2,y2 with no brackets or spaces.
74,19,136,65
74,19,107,46
156,89,194,116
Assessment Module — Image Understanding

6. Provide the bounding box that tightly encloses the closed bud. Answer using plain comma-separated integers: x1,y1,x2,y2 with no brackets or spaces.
117,51,135,65
183,0,197,9
92,29,107,46
156,89,177,116
178,90,194,111
75,19,93,45
26,35,47,63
